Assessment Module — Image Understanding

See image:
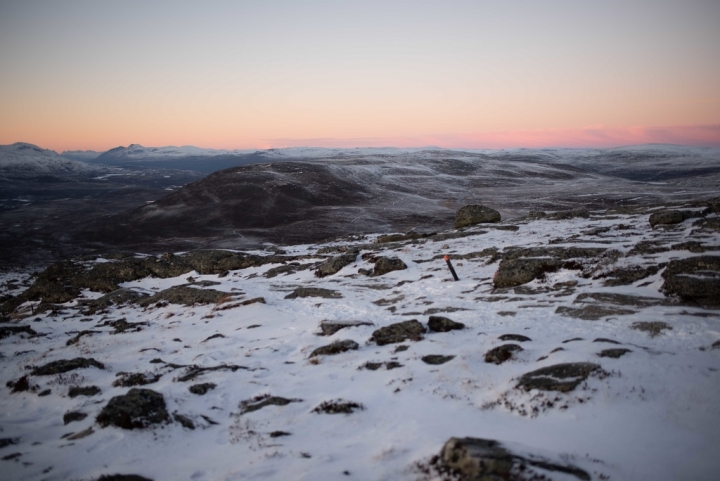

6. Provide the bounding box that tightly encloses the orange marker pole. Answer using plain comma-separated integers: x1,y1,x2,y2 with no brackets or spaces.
444,255,459,281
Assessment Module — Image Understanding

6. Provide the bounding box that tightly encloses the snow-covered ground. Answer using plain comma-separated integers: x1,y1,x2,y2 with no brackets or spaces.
1,208,719,480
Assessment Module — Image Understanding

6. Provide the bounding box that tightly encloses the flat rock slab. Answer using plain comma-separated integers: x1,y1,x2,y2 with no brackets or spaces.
598,348,632,359
68,385,101,398
484,344,523,364
555,305,635,320
370,320,426,345
439,437,590,481
32,357,105,376
498,334,531,342
138,286,231,306
427,316,465,332
517,362,602,393
454,204,501,228
371,257,408,276
319,320,374,336
662,256,720,305
96,388,169,430
240,395,302,415
493,258,562,288
631,321,672,337
310,339,359,357
285,287,342,299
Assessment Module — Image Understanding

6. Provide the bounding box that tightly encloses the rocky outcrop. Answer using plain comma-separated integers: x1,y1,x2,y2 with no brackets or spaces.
138,286,231,306
314,250,358,278
493,258,561,288
454,205,501,228
310,340,359,357
368,257,408,276
438,437,590,481
96,388,169,430
31,357,105,376
369,320,426,345
319,320,373,336
649,209,698,228
484,344,523,364
516,363,601,392
661,256,720,305
285,287,342,299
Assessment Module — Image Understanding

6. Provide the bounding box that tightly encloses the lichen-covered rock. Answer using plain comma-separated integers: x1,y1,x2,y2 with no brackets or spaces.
661,256,720,305
285,287,342,299
454,205,501,228
85,288,148,313
369,320,426,345
484,344,523,364
493,258,561,288
371,257,407,276
138,286,231,306
310,339,359,357
96,388,169,430
32,357,105,376
438,437,590,481
649,209,697,228
314,250,358,278
516,362,601,393
427,316,465,332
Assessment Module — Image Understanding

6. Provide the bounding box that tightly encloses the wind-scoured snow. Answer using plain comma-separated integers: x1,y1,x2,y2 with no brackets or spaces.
1,207,719,480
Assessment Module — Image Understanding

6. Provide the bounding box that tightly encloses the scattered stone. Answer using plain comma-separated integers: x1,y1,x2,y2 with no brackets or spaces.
484,344,523,365
100,318,148,334
438,437,590,481
85,288,148,314
240,395,302,414
319,320,374,336
173,413,195,430
312,399,364,414
6,375,30,393
421,355,455,365
68,386,101,398
113,372,161,388
454,205,501,228
598,348,632,359
314,250,358,278
362,361,404,370
66,427,94,440
188,383,216,395
240,297,265,306
0,325,38,339
284,287,342,299
269,431,291,438
96,388,169,430
369,320,426,345
0,438,19,449
371,257,408,276
498,334,531,342
493,258,562,288
201,333,225,343
31,357,105,376
176,364,247,382
517,363,602,392
601,264,664,287
649,210,697,228
66,329,101,346
631,321,672,338
63,411,88,425
2,452,22,460
427,316,465,332
393,345,409,353
38,389,51,396
562,337,584,343
310,340,359,357
662,256,720,305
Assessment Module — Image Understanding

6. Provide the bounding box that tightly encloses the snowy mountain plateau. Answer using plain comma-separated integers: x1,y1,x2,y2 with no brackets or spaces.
1,196,719,480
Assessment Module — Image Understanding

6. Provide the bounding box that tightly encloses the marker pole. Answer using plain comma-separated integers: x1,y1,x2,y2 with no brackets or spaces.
444,255,460,281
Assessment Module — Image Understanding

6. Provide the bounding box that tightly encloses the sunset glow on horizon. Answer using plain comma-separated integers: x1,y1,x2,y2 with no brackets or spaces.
1,0,719,153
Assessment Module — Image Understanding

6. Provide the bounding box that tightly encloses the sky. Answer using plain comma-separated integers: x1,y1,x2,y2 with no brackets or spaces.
0,0,719,152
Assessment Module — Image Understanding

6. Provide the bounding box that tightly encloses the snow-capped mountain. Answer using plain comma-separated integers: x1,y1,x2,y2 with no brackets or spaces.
0,143,106,178
94,144,256,162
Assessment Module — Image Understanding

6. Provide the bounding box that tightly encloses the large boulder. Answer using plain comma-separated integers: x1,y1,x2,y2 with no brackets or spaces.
369,320,426,345
493,258,561,288
661,256,720,305
96,388,169,430
454,205,501,228
438,437,590,480
648,209,697,228
371,257,407,276
314,250,358,278
516,362,601,392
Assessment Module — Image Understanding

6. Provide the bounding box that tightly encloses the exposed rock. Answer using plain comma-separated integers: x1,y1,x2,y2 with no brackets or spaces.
138,286,231,306
0,325,38,339
517,363,602,392
484,344,523,364
96,388,169,430
68,385,101,398
284,287,342,299
454,205,501,228
498,334,531,342
314,250,358,278
574,292,667,307
593,338,620,344
239,395,302,414
493,258,562,288
649,209,697,228
312,399,364,414
631,321,672,338
661,256,720,305
438,437,590,481
0,437,19,449
97,475,153,481
265,262,314,278
601,264,664,286
598,348,632,358
188,383,216,395
555,305,635,320
369,320,426,345
371,257,408,276
31,357,105,376
421,355,455,365
63,411,88,425
362,361,404,370
319,320,374,336
694,218,720,231
427,316,465,332
310,339,359,357
6,375,31,393
175,364,247,382
86,288,148,313
113,372,161,388
376,232,435,243
173,413,195,430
